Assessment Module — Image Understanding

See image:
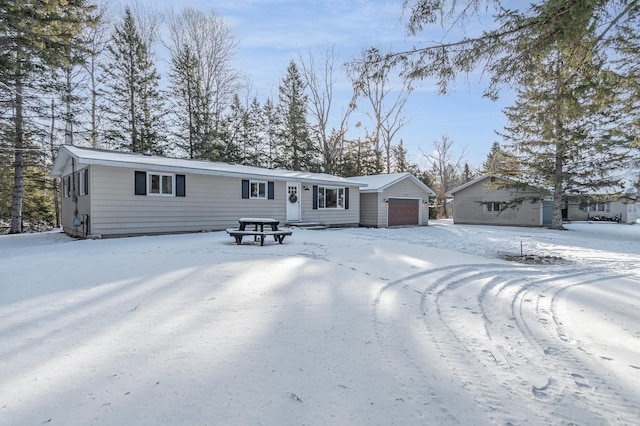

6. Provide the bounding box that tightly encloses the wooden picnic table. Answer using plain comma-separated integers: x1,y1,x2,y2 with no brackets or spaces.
227,217,291,246
238,217,280,232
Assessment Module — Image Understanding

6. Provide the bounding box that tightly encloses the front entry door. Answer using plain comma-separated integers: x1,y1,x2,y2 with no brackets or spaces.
286,182,301,222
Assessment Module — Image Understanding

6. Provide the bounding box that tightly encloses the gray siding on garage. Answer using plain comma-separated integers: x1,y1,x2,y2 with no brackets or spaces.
359,177,430,227
452,179,543,226
380,179,429,226
359,192,382,227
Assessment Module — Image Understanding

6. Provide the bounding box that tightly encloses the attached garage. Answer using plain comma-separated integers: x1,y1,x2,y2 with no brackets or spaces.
388,198,419,226
355,172,436,228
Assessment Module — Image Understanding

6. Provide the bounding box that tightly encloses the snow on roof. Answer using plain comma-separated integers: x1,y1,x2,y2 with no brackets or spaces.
354,172,436,195
445,174,546,197
51,145,366,186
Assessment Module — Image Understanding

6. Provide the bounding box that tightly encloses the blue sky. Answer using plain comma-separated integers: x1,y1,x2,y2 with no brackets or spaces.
138,0,512,168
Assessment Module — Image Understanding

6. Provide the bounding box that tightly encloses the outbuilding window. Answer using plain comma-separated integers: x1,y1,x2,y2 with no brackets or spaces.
487,202,502,212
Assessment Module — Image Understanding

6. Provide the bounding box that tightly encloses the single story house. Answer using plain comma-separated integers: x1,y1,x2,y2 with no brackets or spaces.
50,145,365,238
447,174,548,227
355,172,436,227
565,195,638,224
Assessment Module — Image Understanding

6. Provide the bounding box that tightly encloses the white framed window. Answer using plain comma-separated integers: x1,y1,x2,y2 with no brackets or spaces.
78,169,89,196
589,202,608,212
149,173,174,196
63,176,69,198
250,180,267,199
318,186,345,209
487,202,501,212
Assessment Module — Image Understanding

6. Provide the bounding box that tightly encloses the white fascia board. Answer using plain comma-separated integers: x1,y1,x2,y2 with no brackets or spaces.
58,147,365,187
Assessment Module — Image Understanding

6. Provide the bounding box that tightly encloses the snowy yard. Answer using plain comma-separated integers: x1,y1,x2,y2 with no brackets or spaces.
1,220,639,425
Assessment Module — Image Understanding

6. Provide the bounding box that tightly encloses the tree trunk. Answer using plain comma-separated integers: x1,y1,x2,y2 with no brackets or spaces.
9,72,24,234
51,100,60,228
551,140,565,230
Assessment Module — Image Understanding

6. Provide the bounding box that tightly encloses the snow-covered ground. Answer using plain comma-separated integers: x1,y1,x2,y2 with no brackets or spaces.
1,220,639,425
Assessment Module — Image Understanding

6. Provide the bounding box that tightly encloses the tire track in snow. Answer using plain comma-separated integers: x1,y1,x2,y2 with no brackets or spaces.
372,265,476,424
421,265,549,425
373,263,639,425
512,272,640,425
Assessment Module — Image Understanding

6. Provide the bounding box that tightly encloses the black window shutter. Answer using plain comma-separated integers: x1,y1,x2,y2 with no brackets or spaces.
312,185,318,209
135,171,146,195
345,187,349,210
242,179,249,199
176,174,186,197
84,169,89,195
267,182,274,199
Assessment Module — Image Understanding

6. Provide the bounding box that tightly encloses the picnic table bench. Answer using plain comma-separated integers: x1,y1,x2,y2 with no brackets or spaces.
226,228,293,246
226,218,292,246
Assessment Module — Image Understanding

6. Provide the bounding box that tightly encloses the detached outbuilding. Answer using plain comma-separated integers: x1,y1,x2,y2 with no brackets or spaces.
447,174,547,227
566,195,639,224
50,145,364,238
355,172,435,227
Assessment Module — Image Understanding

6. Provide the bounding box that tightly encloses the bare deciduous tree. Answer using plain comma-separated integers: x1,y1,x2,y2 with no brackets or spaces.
299,46,355,174
81,1,111,148
348,47,410,174
423,135,466,218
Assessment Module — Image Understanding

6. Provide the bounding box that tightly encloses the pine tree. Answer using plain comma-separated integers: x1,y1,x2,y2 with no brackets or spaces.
483,142,517,174
0,0,95,234
392,139,419,174
383,1,640,99
499,41,632,229
168,44,204,158
166,8,240,160
262,98,281,169
276,60,318,171
611,24,640,152
338,134,378,177
227,95,267,167
103,7,165,154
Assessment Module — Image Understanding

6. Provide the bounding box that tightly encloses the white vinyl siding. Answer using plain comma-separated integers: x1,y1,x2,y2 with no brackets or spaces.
303,186,360,226
86,166,285,236
63,164,362,237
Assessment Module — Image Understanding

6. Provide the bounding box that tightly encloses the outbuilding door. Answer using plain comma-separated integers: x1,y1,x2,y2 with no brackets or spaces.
388,198,419,226
543,201,553,226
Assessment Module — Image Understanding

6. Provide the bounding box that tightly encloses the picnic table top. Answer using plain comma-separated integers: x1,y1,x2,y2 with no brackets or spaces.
238,217,280,224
